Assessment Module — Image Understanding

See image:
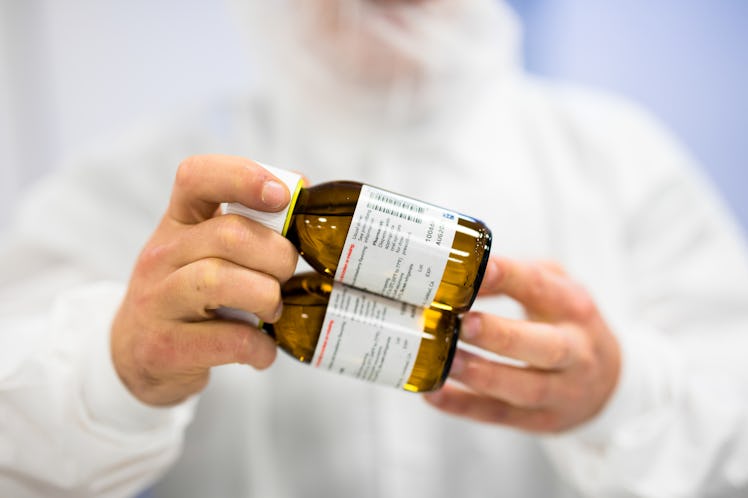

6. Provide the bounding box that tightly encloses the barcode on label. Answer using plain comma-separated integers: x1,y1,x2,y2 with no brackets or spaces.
366,202,424,224
367,192,425,224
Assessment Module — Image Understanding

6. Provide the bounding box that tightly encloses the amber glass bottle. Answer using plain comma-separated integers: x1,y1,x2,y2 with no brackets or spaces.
225,165,492,312
264,272,460,392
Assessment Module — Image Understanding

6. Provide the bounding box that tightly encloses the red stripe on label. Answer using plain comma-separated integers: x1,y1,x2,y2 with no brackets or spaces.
314,319,335,367
338,243,355,281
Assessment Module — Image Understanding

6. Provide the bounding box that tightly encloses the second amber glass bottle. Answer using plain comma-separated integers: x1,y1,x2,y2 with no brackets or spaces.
265,272,460,392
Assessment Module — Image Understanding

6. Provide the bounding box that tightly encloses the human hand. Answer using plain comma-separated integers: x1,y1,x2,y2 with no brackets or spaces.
111,155,298,406
424,256,621,433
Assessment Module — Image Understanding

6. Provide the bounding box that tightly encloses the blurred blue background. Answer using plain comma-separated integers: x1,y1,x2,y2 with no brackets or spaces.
507,0,748,228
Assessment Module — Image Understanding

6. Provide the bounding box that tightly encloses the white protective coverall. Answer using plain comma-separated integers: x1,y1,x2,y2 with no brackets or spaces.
1,1,748,497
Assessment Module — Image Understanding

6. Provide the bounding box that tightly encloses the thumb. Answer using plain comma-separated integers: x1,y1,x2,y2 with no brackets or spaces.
168,155,290,225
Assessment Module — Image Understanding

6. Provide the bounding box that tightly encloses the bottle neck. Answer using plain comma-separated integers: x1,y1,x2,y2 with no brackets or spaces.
281,181,304,236
439,315,461,387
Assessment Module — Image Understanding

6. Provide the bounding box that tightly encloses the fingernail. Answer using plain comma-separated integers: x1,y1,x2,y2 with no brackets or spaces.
449,351,466,376
484,257,502,286
261,180,288,209
272,302,284,322
423,390,443,404
460,313,481,341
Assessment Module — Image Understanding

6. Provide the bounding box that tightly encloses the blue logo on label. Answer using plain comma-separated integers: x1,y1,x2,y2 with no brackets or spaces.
443,213,455,220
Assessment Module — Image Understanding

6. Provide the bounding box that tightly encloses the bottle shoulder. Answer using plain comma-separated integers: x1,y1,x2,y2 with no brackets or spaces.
294,181,363,214
305,180,363,196
281,273,332,305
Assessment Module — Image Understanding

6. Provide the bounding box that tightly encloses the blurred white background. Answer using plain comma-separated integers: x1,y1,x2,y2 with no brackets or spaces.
1,0,747,231
0,0,251,232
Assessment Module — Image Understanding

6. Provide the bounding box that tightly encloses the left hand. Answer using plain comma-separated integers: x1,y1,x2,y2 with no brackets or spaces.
424,256,621,433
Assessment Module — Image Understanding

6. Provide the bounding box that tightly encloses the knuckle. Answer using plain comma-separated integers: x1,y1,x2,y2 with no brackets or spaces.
444,393,471,416
216,215,251,252
472,363,511,400
487,402,510,422
526,265,547,301
469,367,493,394
536,411,564,434
261,279,283,314
132,289,156,313
138,246,161,270
137,242,172,273
238,330,276,369
133,331,175,373
268,276,282,297
495,321,518,354
565,382,587,407
233,330,253,364
195,258,224,294
547,332,572,369
277,242,300,282
567,289,596,321
539,260,565,275
175,156,202,190
526,376,551,407
254,344,278,371
190,372,211,394
245,275,282,319
576,348,597,375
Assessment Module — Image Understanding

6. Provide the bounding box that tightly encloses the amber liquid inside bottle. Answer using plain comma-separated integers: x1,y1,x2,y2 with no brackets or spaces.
264,273,460,392
285,181,492,313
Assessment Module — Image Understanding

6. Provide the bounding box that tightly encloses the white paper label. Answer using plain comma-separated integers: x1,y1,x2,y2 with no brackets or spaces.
334,185,458,308
311,282,423,388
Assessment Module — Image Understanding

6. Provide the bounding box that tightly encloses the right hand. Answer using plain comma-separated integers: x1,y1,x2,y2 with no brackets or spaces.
111,155,298,406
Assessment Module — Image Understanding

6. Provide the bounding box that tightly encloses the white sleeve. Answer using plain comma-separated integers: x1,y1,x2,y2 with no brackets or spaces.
0,280,195,498
541,106,748,496
0,145,197,497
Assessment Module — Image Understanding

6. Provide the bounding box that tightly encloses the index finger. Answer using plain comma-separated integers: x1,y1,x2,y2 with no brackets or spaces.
168,155,291,225
478,256,576,320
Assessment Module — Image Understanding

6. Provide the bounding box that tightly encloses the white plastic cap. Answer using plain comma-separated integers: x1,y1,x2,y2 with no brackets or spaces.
215,306,262,328
222,163,303,235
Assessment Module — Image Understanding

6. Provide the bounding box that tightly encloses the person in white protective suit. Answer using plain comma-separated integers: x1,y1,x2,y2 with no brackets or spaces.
2,0,748,497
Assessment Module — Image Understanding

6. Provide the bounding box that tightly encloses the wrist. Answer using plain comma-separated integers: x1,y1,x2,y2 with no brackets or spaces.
550,324,680,444
62,282,197,433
